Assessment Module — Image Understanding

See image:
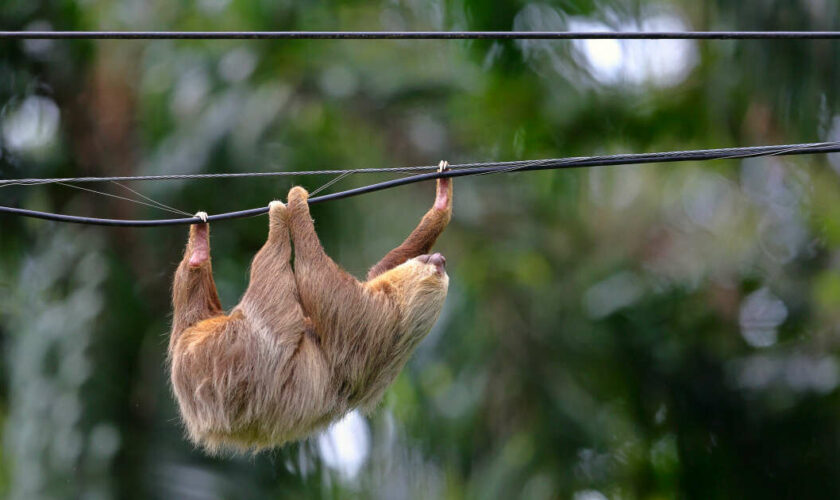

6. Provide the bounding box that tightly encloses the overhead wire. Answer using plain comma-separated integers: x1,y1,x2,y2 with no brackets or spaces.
51,181,191,217
2,141,839,227
0,165,440,186
5,142,839,188
109,181,193,216
2,31,840,40
308,170,355,197
0,30,836,224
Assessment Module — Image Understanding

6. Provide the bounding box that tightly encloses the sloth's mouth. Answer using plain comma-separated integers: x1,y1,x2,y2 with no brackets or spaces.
417,253,446,274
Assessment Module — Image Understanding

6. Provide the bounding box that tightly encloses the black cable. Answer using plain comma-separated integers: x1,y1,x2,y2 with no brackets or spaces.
3,31,840,40
1,141,838,227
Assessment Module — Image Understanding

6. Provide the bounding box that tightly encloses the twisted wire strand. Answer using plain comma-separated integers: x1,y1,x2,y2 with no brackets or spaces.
3,31,840,40
0,165,441,186
1,141,839,227
4,141,839,187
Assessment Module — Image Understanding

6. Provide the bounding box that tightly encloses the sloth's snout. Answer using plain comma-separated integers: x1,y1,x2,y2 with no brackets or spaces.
418,253,446,274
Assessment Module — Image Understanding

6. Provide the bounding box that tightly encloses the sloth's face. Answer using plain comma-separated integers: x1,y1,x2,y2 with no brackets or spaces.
402,253,449,295
406,253,449,291
394,255,449,333
364,254,448,338
370,253,449,294
367,253,449,295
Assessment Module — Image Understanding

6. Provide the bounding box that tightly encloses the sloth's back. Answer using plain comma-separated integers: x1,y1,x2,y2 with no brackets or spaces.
170,308,340,453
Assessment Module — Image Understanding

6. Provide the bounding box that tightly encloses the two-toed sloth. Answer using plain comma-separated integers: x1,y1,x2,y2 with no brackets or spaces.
168,174,452,452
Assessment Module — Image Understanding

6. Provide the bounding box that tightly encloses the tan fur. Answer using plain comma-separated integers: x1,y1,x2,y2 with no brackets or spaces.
168,177,452,453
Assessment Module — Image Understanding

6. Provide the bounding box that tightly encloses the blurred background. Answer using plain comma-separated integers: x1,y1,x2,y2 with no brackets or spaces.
2,1,840,498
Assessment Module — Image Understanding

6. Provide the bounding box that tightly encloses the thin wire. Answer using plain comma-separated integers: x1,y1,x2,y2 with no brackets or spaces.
0,165,438,186
2,141,839,227
109,181,192,216
53,182,190,216
0,179,51,188
3,31,840,40
4,141,840,187
485,141,839,176
309,171,354,197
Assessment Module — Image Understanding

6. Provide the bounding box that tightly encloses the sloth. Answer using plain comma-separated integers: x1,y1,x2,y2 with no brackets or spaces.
168,173,452,453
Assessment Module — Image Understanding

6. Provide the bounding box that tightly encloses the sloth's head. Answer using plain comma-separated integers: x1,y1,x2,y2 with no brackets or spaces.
367,253,449,330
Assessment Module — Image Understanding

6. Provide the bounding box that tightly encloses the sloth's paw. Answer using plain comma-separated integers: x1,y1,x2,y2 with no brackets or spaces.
288,186,309,202
269,200,286,212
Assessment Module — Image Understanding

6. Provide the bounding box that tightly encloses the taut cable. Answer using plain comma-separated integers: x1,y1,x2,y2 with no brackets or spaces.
1,141,838,227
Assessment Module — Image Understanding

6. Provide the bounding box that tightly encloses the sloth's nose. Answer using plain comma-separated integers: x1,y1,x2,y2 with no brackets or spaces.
418,253,447,273
428,253,446,274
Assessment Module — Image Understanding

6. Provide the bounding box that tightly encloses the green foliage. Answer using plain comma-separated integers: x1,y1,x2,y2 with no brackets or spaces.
2,0,840,498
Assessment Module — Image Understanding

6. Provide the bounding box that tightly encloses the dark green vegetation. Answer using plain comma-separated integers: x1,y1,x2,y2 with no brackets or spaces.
2,1,840,498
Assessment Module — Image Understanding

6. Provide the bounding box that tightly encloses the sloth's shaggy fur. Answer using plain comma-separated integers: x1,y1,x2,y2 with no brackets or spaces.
169,180,452,453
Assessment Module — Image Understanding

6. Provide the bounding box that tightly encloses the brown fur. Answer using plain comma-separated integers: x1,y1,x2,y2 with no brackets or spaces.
168,177,452,453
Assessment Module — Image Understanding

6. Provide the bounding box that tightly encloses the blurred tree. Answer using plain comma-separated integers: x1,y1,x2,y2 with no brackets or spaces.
2,0,840,499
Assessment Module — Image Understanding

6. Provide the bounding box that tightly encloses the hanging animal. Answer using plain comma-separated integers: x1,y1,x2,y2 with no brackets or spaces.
168,168,452,452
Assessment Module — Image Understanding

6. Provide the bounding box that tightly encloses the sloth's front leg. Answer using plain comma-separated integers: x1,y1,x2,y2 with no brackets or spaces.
170,213,223,344
366,164,453,280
